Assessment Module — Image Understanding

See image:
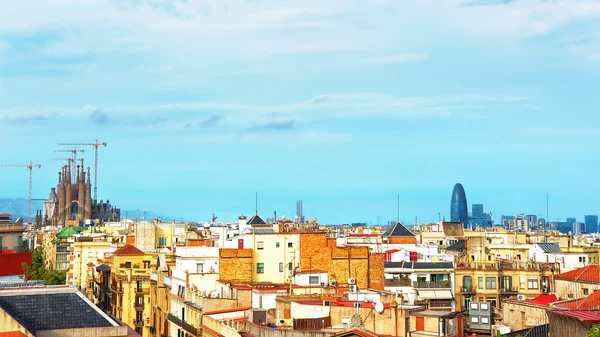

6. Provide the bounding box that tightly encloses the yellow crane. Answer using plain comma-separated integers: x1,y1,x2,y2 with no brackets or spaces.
58,140,106,201
2,161,41,240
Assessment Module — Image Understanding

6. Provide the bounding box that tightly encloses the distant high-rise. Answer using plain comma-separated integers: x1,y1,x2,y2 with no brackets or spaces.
472,204,484,217
469,204,492,228
585,215,598,233
450,183,469,228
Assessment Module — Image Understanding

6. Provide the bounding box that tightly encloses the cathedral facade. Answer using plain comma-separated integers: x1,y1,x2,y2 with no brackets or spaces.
44,160,120,227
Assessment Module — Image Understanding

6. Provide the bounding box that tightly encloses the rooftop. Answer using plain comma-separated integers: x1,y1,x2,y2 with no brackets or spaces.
0,286,117,334
555,265,600,283
247,214,267,225
523,294,558,307
537,242,562,253
384,261,453,270
113,244,144,256
445,239,466,252
382,222,415,238
552,310,600,323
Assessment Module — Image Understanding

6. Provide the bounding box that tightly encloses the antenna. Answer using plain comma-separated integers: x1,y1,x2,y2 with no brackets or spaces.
545,193,549,243
397,193,400,223
255,192,258,215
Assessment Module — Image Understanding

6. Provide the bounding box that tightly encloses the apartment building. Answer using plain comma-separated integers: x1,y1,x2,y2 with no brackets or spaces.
110,244,155,337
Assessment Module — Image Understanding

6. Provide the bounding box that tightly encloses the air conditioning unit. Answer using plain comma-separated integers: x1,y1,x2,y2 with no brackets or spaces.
323,300,331,306
517,294,526,300
353,302,362,308
348,278,356,285
341,316,350,328
321,282,326,288
349,285,358,292
329,280,337,287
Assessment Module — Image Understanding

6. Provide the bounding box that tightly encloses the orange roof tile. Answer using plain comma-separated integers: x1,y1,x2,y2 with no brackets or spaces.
555,265,600,283
557,290,600,310
113,244,144,256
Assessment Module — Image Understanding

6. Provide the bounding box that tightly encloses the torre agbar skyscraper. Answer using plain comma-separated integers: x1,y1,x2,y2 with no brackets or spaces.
451,183,469,228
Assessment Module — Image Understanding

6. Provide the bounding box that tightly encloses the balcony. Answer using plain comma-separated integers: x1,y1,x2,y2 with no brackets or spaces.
167,313,198,336
460,286,476,294
542,286,550,293
413,281,451,289
134,320,144,327
384,278,412,287
500,287,518,294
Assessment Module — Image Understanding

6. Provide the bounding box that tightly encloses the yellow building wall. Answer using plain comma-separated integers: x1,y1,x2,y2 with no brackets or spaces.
502,302,549,331
69,240,113,290
112,252,154,337
251,234,299,283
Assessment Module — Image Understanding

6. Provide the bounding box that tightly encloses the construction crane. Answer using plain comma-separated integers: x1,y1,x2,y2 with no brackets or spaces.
58,140,106,202
2,161,41,240
54,148,84,181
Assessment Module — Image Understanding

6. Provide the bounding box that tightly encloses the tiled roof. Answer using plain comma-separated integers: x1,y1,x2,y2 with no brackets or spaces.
56,226,88,239
384,261,453,270
553,310,600,323
113,244,144,256
523,294,558,306
445,239,466,252
382,222,415,237
251,228,274,233
537,242,562,253
555,265,600,283
555,290,600,310
0,291,115,333
247,214,266,225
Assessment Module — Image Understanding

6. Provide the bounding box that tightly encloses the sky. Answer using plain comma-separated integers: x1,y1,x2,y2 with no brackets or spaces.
1,0,600,224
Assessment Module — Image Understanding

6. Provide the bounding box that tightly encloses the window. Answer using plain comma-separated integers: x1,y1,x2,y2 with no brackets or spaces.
579,256,587,263
196,263,204,273
463,276,472,290
177,285,185,298
276,242,280,248
471,317,479,323
527,279,538,289
487,298,497,308
288,242,293,248
502,276,512,290
279,263,284,272
309,276,319,284
485,277,496,289
257,263,264,274
158,237,167,247
288,263,293,271
481,317,489,324
136,310,143,323
257,241,264,250
584,288,589,295
125,261,132,268
478,277,484,289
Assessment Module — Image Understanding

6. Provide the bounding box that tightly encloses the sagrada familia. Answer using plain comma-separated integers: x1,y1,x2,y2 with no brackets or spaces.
42,159,120,227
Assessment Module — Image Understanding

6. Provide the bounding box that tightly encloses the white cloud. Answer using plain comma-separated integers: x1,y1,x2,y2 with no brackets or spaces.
361,53,428,64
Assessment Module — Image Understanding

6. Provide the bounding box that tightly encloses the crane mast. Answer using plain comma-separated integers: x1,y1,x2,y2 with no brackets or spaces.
2,161,41,246
58,140,106,202
54,148,84,181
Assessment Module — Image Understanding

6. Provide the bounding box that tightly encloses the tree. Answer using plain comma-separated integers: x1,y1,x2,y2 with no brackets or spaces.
21,247,66,285
587,323,600,337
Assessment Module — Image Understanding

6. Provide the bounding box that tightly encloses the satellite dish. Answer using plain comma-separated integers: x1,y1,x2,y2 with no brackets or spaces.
374,302,384,314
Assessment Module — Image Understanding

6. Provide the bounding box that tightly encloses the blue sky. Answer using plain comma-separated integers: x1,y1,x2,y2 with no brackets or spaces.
1,0,600,224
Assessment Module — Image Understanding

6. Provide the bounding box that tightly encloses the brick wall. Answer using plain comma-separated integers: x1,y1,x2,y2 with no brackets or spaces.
219,249,253,282
299,233,331,272
368,253,385,290
389,237,417,244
